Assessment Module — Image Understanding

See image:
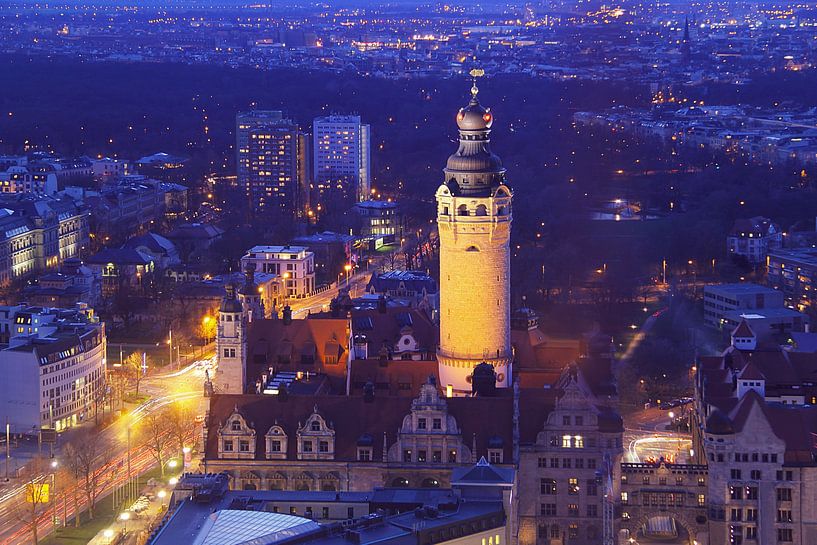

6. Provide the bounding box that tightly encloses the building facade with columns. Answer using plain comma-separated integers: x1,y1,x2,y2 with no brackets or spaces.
436,80,513,395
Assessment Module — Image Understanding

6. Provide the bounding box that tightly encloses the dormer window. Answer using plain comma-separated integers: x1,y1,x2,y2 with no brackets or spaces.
311,421,321,432
488,449,503,464
231,420,241,431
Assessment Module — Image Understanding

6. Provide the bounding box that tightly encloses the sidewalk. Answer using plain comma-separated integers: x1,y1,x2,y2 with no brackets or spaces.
87,478,171,545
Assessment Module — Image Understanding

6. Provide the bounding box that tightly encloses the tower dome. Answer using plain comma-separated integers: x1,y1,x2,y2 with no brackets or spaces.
444,76,506,195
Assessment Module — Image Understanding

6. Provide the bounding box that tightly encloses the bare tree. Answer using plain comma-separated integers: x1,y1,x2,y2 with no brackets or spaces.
166,404,197,462
14,456,53,545
141,412,174,477
63,428,115,521
124,352,146,397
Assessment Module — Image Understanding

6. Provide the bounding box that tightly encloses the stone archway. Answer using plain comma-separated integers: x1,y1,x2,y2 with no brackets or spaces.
623,511,705,545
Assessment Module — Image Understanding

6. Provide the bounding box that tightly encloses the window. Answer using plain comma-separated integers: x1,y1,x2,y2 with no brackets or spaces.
575,416,583,426
433,450,442,462
777,488,792,502
562,458,571,468
223,440,234,452
568,478,579,495
747,486,758,500
540,503,556,516
311,421,321,431
231,420,241,431
621,492,629,504
538,457,546,468
563,416,571,425
357,448,371,461
271,440,282,452
302,440,313,453
586,480,598,496
418,450,427,462
746,508,757,521
239,440,250,452
587,504,598,517
777,528,793,542
750,470,761,480
567,504,579,516
540,478,557,495
576,458,584,469
550,458,559,468
698,476,706,486
568,524,578,538
347,507,355,519
403,450,412,462
319,441,329,453
731,469,742,480
746,526,757,540
488,449,503,464
322,507,330,519
698,494,706,506
574,436,584,448
417,418,427,430
730,486,743,500
588,458,596,470
731,508,743,521
777,509,792,523
432,418,441,430
562,435,572,448
448,450,457,463
550,525,560,539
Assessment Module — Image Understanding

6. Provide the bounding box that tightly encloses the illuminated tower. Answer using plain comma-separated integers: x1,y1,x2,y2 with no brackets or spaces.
436,72,513,395
216,284,246,394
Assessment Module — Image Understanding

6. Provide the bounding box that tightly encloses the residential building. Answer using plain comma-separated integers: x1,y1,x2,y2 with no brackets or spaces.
727,216,782,265
236,110,310,216
84,248,155,296
767,248,817,312
703,283,786,328
0,304,106,433
313,115,371,205
0,194,90,285
0,165,58,195
354,199,399,240
436,80,513,395
22,258,100,308
365,270,438,313
241,245,315,299
91,157,130,181
517,374,624,545
694,325,817,545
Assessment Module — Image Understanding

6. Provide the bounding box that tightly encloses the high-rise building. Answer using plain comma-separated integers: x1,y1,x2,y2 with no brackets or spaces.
313,115,371,205
236,110,310,216
435,79,513,395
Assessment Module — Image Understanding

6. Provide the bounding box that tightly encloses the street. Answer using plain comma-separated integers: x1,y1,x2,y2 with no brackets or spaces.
0,357,210,545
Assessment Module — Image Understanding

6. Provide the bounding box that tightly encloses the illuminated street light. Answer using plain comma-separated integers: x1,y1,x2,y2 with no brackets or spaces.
168,459,178,469
169,477,179,486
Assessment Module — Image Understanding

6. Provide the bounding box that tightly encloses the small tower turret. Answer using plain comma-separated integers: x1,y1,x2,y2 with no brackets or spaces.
216,283,246,394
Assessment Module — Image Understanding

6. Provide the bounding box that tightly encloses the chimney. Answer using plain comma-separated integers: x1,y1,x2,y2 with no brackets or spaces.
282,305,292,325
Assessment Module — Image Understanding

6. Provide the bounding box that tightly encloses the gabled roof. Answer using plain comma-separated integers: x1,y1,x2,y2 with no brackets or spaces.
732,319,755,339
739,361,765,381
451,457,514,487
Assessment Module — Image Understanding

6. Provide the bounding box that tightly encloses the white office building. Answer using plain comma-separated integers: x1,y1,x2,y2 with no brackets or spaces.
313,115,371,204
240,245,315,299
0,304,106,434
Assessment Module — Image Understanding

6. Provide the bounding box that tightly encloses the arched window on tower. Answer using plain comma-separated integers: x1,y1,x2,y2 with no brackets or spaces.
496,206,506,216
457,204,469,216
466,246,480,252
475,204,488,216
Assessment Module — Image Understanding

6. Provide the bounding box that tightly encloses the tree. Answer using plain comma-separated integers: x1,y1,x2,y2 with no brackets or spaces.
63,428,115,521
165,403,197,462
14,456,53,545
141,412,174,477
123,352,147,397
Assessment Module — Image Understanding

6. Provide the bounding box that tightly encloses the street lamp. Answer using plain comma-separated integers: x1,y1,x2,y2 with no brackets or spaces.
103,528,115,544
119,511,130,534
50,460,58,531
344,263,352,288
202,316,213,345
168,477,178,486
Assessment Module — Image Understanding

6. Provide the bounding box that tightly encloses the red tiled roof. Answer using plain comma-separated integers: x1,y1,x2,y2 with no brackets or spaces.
732,319,755,339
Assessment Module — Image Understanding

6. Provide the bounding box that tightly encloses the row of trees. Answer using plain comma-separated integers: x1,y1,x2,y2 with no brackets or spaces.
17,402,197,544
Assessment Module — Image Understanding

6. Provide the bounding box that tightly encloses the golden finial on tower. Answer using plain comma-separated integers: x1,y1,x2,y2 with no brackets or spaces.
469,68,485,97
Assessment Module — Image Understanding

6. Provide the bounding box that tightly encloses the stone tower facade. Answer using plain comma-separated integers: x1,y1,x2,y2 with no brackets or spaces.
436,78,513,395
216,284,246,394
